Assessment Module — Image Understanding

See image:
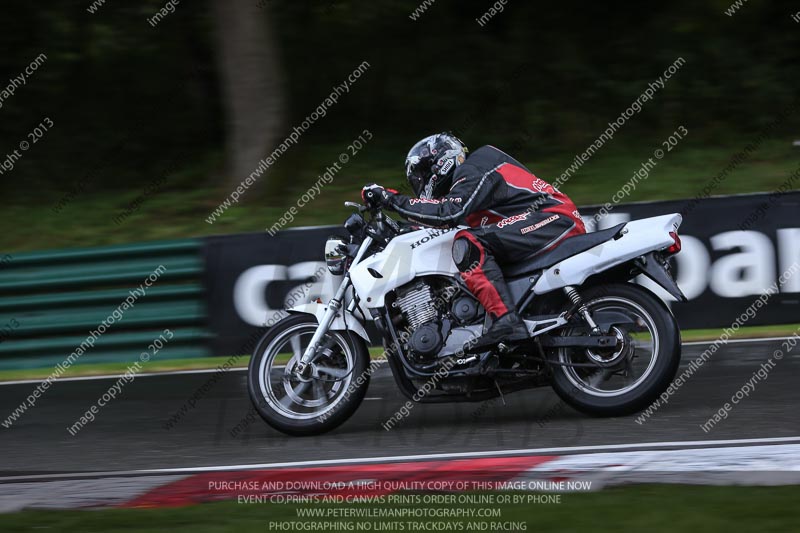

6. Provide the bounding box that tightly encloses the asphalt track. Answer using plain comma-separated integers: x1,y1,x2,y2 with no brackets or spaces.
1,338,798,476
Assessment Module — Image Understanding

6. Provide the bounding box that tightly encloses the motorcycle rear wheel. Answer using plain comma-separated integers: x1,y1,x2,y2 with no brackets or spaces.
546,283,681,416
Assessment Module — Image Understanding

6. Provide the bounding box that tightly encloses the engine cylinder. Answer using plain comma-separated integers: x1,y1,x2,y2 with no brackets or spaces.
394,282,437,329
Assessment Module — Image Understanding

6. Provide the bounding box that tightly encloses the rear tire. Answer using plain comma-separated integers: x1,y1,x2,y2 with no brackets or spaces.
547,283,681,417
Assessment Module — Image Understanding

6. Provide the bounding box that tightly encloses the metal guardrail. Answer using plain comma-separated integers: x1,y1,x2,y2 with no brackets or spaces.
0,239,210,370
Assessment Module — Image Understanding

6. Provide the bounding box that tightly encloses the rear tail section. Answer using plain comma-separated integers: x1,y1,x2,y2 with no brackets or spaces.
532,214,682,295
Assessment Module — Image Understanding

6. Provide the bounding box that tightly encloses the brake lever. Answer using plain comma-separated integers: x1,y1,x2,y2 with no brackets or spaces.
344,201,368,213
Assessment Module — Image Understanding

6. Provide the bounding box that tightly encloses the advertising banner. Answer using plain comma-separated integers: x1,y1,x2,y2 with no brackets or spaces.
205,192,800,354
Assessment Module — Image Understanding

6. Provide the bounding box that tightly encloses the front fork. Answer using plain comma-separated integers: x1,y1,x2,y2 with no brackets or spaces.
295,275,351,376
295,236,373,375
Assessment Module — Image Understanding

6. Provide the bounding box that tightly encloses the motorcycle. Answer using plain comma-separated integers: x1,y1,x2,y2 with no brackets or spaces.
248,199,685,436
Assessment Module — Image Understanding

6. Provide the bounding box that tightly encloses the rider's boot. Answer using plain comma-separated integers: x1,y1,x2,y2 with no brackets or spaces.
471,311,529,352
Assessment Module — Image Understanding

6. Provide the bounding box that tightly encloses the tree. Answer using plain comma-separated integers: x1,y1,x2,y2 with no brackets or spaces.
212,0,285,186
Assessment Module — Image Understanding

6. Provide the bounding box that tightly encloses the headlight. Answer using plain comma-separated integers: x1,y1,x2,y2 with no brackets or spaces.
324,237,348,275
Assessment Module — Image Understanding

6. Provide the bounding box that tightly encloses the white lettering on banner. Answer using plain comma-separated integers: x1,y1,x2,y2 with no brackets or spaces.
778,228,800,293
234,265,288,326
287,261,340,305
672,235,710,300
233,262,342,326
710,231,775,298
587,213,799,303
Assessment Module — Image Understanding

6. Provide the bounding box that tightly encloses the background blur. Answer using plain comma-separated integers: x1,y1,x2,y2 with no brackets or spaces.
1,0,798,252
2,4,800,529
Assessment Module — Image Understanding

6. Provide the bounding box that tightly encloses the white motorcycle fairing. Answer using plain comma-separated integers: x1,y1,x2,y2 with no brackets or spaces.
347,214,682,310
286,213,682,346
533,214,682,294
349,227,461,308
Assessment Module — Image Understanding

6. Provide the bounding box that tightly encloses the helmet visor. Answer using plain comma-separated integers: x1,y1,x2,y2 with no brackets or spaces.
406,160,432,199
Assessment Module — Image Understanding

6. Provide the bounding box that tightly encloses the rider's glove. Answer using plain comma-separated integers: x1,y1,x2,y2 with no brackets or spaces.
361,183,396,209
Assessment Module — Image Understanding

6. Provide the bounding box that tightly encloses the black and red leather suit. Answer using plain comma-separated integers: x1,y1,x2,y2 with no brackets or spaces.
385,145,586,320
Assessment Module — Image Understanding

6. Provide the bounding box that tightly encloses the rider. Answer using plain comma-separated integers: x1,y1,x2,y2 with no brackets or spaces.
362,133,586,348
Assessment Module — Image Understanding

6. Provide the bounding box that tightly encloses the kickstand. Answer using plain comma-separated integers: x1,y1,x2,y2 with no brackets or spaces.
493,379,506,406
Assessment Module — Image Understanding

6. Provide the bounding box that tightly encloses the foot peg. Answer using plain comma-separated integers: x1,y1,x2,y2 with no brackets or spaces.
467,312,530,353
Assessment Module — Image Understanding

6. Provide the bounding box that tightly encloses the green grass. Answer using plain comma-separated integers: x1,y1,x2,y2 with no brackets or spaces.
0,325,794,382
0,355,245,382
680,322,800,342
0,347,386,382
0,486,798,532
2,138,797,252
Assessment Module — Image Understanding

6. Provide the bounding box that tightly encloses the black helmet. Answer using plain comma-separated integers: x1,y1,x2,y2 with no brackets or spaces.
405,133,468,199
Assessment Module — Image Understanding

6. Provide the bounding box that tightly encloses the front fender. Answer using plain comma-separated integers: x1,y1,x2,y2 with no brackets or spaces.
288,303,371,343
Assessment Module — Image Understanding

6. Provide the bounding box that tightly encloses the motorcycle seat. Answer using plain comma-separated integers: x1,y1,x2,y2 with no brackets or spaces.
502,222,627,278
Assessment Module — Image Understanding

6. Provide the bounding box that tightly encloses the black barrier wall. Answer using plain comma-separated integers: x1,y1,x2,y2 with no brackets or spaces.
581,191,800,331
204,192,800,355
204,227,343,355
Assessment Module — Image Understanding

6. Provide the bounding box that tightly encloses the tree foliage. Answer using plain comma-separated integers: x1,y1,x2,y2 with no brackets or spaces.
0,0,798,198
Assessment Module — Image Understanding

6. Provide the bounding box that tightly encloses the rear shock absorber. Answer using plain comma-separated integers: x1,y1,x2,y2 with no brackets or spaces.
564,286,601,334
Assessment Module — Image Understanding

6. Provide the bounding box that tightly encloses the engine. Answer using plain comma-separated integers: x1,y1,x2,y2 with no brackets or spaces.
390,277,484,362
394,282,438,330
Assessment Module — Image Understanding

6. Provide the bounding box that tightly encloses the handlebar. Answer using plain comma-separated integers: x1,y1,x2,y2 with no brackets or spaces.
344,200,403,241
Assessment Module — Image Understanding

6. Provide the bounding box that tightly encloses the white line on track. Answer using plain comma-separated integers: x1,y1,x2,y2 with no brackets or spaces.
681,335,796,346
2,436,800,483
0,368,248,386
0,361,390,386
0,336,790,387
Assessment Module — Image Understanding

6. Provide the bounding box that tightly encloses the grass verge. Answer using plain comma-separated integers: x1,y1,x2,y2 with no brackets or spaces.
0,485,798,532
0,325,796,383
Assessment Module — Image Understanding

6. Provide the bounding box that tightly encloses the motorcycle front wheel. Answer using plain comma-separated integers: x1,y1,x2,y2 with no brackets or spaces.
247,314,370,436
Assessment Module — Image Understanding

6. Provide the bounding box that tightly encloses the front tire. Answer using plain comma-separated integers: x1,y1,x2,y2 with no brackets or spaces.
547,283,681,417
247,314,370,436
